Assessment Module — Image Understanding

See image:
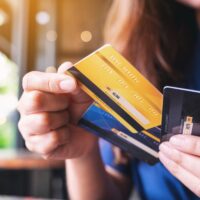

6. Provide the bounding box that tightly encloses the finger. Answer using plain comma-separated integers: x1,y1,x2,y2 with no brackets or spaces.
169,134,200,156
18,91,69,115
57,62,73,74
159,142,200,178
58,62,92,103
22,71,77,93
159,152,200,197
25,125,70,155
18,110,69,137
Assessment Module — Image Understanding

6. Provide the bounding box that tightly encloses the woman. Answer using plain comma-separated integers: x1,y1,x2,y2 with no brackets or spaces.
18,0,200,199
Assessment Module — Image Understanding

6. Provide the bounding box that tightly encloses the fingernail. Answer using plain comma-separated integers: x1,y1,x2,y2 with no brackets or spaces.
169,135,184,147
59,78,76,92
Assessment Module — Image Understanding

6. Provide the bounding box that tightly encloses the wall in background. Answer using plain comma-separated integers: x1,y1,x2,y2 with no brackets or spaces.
57,0,112,64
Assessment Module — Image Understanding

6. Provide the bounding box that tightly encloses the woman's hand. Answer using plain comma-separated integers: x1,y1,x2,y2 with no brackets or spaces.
159,134,200,197
17,62,97,160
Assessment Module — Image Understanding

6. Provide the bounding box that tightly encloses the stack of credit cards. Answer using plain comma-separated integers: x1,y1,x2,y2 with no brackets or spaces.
66,44,163,164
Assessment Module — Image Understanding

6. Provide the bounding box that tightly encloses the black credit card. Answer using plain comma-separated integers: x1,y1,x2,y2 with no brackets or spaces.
161,86,200,141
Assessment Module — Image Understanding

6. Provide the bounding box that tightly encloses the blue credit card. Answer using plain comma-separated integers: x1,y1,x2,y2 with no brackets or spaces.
79,103,161,164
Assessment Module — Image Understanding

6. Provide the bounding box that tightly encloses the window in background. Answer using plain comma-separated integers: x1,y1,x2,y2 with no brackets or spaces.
0,53,18,148
0,0,19,148
26,0,57,72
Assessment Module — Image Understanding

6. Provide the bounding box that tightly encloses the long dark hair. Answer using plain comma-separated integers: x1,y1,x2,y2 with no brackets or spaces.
104,0,198,89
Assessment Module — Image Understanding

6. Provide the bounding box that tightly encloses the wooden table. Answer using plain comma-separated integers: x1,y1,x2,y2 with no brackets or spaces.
0,149,65,170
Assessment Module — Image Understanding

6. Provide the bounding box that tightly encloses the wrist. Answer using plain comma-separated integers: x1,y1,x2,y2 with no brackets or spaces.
66,141,100,164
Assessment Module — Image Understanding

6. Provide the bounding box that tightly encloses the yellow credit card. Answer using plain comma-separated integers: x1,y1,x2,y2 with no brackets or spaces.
66,44,163,134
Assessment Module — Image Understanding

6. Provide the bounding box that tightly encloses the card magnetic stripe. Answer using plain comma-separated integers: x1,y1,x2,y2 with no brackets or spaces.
68,67,144,132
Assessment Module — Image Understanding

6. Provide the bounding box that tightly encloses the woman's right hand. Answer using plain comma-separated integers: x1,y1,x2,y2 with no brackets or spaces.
17,62,97,160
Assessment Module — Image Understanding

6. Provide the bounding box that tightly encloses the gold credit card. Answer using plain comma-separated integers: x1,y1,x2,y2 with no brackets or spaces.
66,44,163,134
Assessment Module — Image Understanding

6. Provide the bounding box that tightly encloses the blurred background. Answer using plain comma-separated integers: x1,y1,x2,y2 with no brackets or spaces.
0,0,111,199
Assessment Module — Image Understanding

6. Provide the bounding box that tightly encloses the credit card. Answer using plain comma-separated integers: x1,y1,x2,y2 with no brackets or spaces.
80,102,160,164
66,44,163,164
66,44,163,134
162,86,200,141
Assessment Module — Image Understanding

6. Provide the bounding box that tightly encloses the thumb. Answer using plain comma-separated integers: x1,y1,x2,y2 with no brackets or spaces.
22,70,77,94
58,62,92,104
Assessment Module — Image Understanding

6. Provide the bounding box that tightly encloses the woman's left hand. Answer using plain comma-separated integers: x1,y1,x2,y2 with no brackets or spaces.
159,134,200,197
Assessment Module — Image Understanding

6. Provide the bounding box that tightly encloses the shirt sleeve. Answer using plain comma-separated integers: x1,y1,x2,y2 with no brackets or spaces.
99,139,131,177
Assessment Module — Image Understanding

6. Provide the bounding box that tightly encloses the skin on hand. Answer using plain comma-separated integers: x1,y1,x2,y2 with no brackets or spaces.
18,62,97,160
159,134,200,197
18,63,132,200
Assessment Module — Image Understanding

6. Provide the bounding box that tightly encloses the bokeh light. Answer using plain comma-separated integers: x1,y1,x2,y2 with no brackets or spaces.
80,30,92,43
36,11,50,25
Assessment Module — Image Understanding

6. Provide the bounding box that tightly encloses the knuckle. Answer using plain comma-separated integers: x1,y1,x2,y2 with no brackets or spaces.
25,138,50,155
169,161,180,176
28,91,43,112
18,119,28,138
31,142,49,155
174,150,183,166
17,93,27,114
22,72,34,90
47,78,59,93
39,147,49,155
52,126,70,145
25,141,34,152
18,116,34,138
39,113,51,129
50,131,60,147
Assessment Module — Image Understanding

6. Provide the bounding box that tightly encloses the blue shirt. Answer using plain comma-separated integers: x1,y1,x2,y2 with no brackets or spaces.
100,37,200,200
